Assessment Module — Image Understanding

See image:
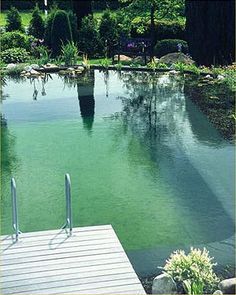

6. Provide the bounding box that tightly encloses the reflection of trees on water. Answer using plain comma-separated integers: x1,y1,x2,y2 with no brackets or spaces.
61,72,95,133
112,71,234,243
1,125,19,193
77,72,95,133
118,71,186,143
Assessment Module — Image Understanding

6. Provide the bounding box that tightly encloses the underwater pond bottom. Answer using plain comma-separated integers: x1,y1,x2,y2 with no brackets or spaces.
1,70,235,275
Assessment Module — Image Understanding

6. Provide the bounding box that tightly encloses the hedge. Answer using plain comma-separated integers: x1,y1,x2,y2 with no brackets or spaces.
154,39,188,58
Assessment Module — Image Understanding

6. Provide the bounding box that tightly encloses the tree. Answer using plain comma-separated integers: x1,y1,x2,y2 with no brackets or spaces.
119,0,185,59
51,10,73,56
28,4,45,39
73,0,92,28
185,0,235,65
5,6,23,32
99,10,119,57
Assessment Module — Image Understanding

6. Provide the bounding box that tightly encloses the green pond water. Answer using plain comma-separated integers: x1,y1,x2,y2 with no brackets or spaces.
1,70,234,274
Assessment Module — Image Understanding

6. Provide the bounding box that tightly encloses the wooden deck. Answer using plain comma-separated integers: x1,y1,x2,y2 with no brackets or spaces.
1,225,146,295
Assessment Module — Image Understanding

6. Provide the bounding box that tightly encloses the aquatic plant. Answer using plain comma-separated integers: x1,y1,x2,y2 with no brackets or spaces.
61,41,78,66
163,247,219,294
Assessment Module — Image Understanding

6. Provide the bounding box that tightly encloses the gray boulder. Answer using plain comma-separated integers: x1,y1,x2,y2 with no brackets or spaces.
158,53,194,65
6,63,17,69
213,290,223,295
152,273,177,294
219,278,236,294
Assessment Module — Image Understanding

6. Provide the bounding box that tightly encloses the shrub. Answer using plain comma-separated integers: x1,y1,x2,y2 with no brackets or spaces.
163,248,219,294
44,6,57,48
78,16,101,57
0,31,33,51
154,39,188,57
131,17,186,40
67,10,78,42
5,6,23,32
51,10,73,56
0,48,30,63
61,41,78,66
28,4,45,39
99,10,119,57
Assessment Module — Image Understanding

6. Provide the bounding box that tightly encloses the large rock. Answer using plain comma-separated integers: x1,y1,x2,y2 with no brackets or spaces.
158,52,194,65
152,273,177,294
114,54,132,62
213,290,223,295
6,63,17,70
219,278,236,294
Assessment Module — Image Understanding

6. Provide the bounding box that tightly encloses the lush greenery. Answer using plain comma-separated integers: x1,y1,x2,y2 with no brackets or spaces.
0,31,33,51
50,10,73,56
164,248,219,294
28,4,45,39
78,16,101,57
0,47,30,63
155,39,188,57
5,6,23,32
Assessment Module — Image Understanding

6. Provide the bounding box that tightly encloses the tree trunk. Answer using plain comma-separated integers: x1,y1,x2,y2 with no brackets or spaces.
73,0,92,29
185,0,235,65
150,3,155,60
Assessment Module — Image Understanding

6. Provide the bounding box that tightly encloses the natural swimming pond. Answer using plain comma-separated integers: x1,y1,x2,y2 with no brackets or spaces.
1,70,235,275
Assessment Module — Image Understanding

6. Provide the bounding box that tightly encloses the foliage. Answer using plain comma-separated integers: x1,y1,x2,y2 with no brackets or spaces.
61,41,78,66
5,6,23,32
99,10,119,56
100,58,111,69
155,39,188,57
67,10,78,42
28,4,45,39
4,64,25,76
131,17,185,40
0,47,30,63
0,31,33,51
119,0,185,20
163,248,219,294
115,10,132,38
44,6,57,48
78,16,101,57
51,10,73,56
33,46,51,65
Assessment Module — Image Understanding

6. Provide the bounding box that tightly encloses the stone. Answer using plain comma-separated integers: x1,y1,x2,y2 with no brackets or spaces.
219,278,236,294
217,74,225,80
30,64,40,70
213,290,223,295
114,54,132,62
205,74,213,79
77,66,85,71
30,69,41,76
158,53,194,65
44,63,58,69
6,63,17,69
152,273,177,294
169,70,179,75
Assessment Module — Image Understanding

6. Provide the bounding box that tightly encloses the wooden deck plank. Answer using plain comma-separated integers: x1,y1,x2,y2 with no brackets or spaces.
2,263,131,282
1,228,116,246
0,225,112,241
2,246,124,265
1,237,118,254
1,225,146,295
2,273,138,293
2,266,135,287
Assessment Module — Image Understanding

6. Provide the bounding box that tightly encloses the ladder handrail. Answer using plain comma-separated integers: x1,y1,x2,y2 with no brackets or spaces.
63,173,73,235
11,178,21,241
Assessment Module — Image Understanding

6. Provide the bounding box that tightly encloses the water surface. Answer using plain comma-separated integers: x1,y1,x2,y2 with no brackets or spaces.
1,71,234,274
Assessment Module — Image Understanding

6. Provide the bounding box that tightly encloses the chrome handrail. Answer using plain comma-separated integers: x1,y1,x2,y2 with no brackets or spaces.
11,178,21,241
63,173,72,235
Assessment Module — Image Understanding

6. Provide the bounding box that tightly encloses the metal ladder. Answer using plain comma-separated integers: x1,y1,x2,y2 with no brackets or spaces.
10,173,73,242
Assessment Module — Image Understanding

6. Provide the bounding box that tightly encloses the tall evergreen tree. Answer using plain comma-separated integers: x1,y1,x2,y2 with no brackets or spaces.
185,0,235,65
29,5,45,39
73,0,92,28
